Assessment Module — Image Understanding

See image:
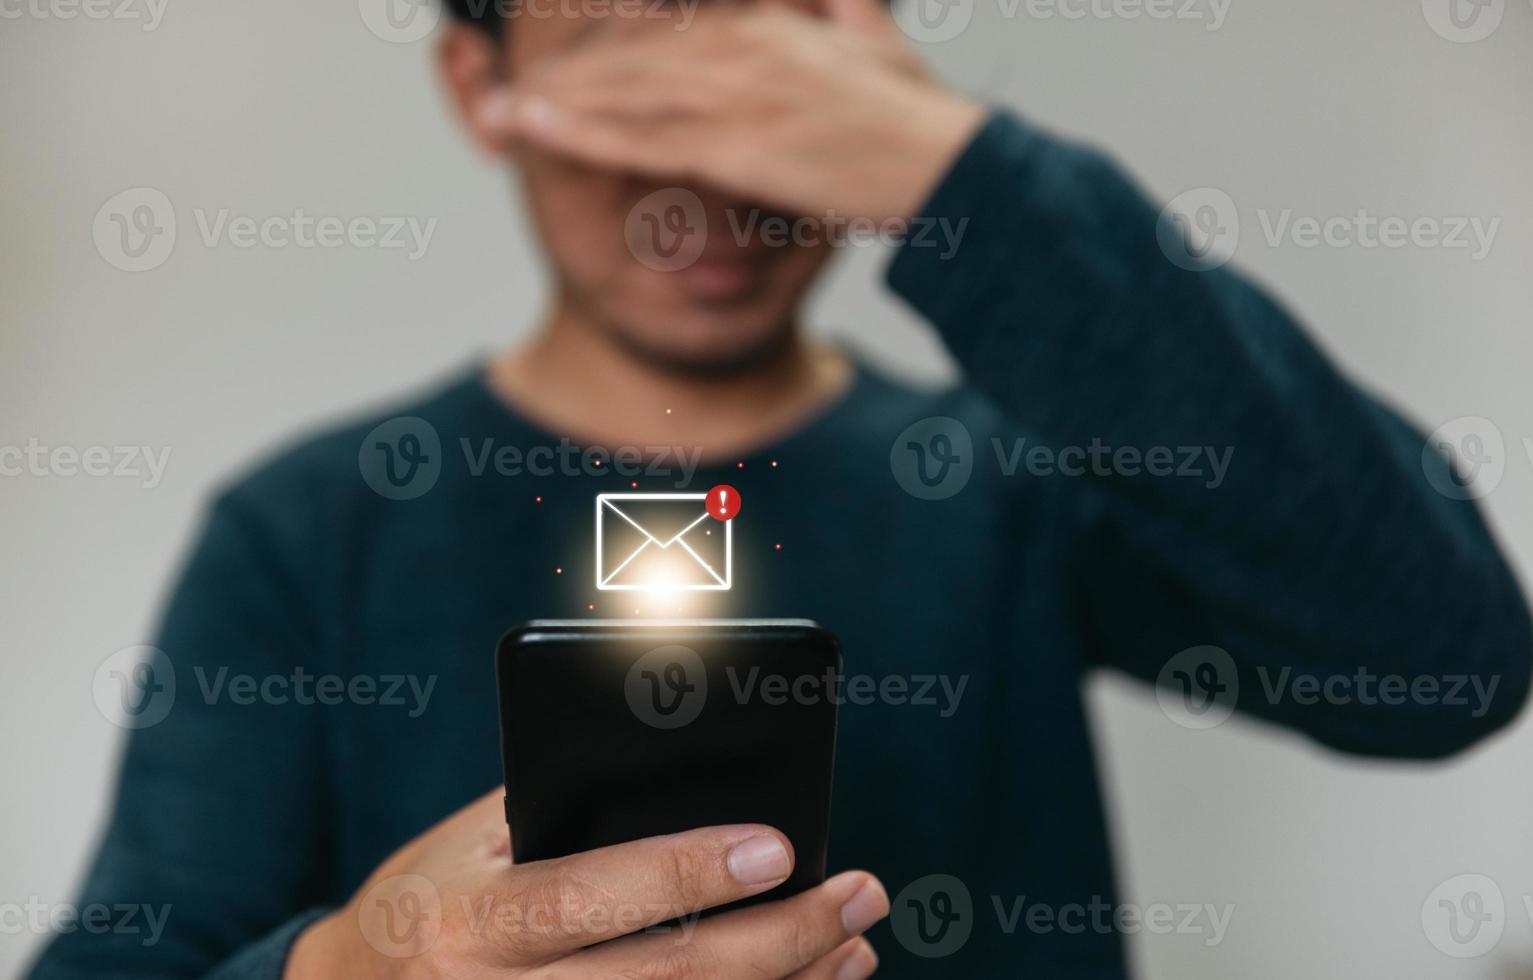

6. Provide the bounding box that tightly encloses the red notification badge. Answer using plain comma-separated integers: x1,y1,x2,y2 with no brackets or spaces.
706,484,741,521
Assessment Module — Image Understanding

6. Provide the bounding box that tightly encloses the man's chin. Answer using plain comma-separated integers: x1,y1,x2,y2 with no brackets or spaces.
596,307,799,380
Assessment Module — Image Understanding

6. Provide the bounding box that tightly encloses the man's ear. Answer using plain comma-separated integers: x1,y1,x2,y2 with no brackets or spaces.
438,22,511,158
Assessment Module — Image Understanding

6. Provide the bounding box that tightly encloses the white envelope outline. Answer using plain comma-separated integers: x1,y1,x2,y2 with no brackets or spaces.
595,493,732,591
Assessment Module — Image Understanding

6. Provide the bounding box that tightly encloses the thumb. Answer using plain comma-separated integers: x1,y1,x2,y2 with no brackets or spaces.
825,0,895,35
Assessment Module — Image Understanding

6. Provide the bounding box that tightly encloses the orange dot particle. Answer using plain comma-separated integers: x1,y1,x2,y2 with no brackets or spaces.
555,567,563,574
587,603,595,611
771,460,778,468
665,408,673,415
631,481,638,489
774,543,782,551
736,461,744,470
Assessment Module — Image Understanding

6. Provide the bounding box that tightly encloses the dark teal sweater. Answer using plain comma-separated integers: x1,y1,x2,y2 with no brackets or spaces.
30,113,1532,978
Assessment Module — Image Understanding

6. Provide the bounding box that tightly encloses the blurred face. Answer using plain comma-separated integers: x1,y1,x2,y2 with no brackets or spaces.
476,1,832,374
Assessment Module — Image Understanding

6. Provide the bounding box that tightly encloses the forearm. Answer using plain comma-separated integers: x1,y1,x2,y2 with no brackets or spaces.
889,111,1533,754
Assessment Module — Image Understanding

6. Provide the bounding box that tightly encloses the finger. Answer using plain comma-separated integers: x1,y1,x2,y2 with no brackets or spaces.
485,45,727,136
824,0,896,36
487,825,795,961
506,99,817,214
541,74,723,121
479,12,747,142
564,870,889,978
515,17,732,101
789,937,879,980
493,96,708,181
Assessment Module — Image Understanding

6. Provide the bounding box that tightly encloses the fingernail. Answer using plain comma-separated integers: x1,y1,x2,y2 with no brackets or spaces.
727,835,792,886
840,879,890,936
835,942,878,980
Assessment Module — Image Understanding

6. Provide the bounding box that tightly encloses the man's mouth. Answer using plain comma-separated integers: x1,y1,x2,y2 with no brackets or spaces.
678,253,762,303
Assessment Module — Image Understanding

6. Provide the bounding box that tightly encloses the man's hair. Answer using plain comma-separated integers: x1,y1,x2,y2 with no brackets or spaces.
443,0,501,34
443,0,895,34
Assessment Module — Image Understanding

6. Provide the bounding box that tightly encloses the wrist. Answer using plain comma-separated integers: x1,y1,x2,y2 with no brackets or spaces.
889,94,987,222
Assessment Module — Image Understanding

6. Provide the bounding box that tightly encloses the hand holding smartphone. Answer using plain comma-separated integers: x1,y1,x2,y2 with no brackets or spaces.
287,790,887,980
496,619,841,901
287,620,879,980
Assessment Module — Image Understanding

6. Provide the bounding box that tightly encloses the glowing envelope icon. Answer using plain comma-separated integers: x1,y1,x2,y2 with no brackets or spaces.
595,493,732,591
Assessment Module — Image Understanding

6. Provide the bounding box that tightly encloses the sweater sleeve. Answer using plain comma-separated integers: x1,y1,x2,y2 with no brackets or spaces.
26,492,334,978
887,111,1532,757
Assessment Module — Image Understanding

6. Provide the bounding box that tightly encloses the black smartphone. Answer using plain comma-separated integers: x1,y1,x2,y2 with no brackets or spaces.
496,619,840,900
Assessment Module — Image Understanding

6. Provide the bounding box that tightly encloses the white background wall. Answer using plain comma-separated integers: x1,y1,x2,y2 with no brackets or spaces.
3,0,1531,975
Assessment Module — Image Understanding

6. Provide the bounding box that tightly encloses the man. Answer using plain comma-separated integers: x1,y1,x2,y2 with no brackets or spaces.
30,0,1532,976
